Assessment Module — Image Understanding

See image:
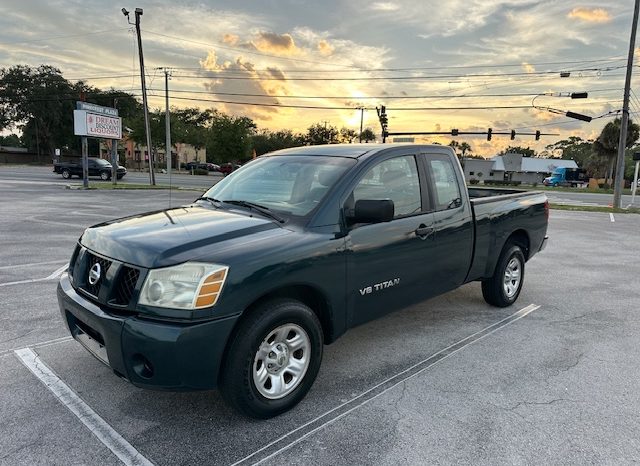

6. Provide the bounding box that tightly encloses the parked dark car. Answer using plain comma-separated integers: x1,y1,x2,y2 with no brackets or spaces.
184,162,220,172
57,144,548,419
53,158,126,180
219,162,241,175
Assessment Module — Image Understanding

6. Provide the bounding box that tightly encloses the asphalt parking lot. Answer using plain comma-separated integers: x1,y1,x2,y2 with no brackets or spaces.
2,179,640,465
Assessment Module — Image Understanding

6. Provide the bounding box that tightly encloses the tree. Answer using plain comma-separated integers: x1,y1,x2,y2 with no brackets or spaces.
544,136,605,177
206,110,257,162
0,134,23,147
459,142,472,157
338,127,357,144
593,118,640,182
359,128,376,142
251,129,305,155
0,65,76,157
305,123,339,145
499,146,536,157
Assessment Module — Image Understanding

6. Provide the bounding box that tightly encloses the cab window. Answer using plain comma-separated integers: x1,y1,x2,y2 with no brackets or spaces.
427,156,461,211
349,155,421,218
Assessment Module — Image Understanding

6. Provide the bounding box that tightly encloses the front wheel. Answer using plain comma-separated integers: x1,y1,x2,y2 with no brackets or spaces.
220,299,323,418
482,243,525,307
100,171,110,181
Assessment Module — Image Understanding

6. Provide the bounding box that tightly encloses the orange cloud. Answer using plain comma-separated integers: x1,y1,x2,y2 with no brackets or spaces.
567,7,612,23
222,34,240,46
253,32,297,55
318,40,334,57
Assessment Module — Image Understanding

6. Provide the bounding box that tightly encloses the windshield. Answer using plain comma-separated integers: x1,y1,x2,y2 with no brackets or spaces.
202,155,356,217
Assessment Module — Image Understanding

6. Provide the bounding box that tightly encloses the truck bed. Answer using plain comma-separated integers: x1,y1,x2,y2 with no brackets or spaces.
465,186,548,282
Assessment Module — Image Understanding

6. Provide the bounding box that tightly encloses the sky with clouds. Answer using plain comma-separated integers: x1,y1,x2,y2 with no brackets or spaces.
0,0,638,156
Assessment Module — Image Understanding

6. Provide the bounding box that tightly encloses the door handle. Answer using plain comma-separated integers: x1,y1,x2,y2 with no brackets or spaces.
415,224,435,240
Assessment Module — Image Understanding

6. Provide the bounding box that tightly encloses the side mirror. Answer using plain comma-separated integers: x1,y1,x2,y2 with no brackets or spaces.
351,199,394,224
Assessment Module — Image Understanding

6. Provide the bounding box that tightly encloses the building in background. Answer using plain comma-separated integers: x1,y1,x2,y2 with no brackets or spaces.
463,152,578,185
100,135,206,170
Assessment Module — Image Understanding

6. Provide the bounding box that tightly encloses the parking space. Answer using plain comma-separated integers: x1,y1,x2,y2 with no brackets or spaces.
2,180,640,465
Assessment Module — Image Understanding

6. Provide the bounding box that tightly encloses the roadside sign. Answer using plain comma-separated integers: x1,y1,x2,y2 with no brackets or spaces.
74,110,122,139
76,102,118,117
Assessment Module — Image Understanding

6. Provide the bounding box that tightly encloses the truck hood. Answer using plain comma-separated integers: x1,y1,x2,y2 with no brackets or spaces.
81,205,284,268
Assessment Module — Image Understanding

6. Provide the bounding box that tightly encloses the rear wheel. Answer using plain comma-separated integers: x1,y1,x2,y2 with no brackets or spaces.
482,242,525,307
220,299,323,419
61,169,71,179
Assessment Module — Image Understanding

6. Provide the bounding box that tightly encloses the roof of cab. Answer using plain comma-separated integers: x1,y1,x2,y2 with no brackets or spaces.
266,143,442,158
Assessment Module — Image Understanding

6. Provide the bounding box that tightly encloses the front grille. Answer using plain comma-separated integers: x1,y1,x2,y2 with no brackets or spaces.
68,244,80,281
82,252,112,297
112,266,140,306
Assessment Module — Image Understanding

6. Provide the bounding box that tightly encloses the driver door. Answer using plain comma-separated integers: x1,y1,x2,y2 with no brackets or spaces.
344,154,437,327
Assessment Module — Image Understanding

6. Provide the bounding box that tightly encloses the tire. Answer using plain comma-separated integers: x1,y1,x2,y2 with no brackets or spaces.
100,171,110,181
61,169,71,179
553,182,558,187
220,299,323,419
482,242,525,307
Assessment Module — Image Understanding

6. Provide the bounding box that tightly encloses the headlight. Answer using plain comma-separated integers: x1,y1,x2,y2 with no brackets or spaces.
139,262,229,310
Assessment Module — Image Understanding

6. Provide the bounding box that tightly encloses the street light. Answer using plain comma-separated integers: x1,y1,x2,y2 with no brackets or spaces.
532,92,593,122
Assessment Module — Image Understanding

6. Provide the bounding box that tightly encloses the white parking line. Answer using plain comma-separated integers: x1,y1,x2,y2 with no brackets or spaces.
0,336,73,359
0,264,68,287
14,348,154,466
610,213,615,222
233,303,541,466
0,260,65,270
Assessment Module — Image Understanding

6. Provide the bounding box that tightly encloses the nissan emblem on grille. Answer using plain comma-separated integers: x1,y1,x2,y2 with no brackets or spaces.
88,263,101,285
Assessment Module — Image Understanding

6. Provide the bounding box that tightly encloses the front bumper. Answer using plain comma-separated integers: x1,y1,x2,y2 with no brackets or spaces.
57,273,239,391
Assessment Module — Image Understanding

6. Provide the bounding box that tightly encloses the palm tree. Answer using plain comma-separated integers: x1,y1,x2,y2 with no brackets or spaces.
459,142,472,157
593,118,640,183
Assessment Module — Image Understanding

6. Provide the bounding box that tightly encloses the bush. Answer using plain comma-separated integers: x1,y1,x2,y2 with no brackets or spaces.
192,168,209,176
469,179,480,185
484,180,522,187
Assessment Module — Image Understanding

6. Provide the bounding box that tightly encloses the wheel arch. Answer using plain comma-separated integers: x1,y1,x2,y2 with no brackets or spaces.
505,229,530,260
219,283,336,376
484,229,531,279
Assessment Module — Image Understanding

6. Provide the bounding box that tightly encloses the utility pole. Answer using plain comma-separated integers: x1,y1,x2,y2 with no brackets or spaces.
123,7,155,185
111,98,119,185
164,68,172,205
613,0,639,208
358,107,364,143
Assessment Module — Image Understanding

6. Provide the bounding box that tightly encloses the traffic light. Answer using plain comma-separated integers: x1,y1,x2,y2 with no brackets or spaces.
487,128,492,141
378,106,388,126
535,130,541,141
511,130,516,140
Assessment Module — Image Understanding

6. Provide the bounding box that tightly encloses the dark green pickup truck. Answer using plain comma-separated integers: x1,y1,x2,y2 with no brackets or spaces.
57,144,548,418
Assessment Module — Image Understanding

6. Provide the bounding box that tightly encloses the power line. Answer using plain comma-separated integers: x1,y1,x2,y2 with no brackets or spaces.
159,94,621,111
0,28,130,46
164,56,627,73
167,65,628,81
146,87,622,100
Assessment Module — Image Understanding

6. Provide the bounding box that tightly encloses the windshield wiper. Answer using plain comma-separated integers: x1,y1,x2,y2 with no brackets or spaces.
195,196,222,207
223,200,285,223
